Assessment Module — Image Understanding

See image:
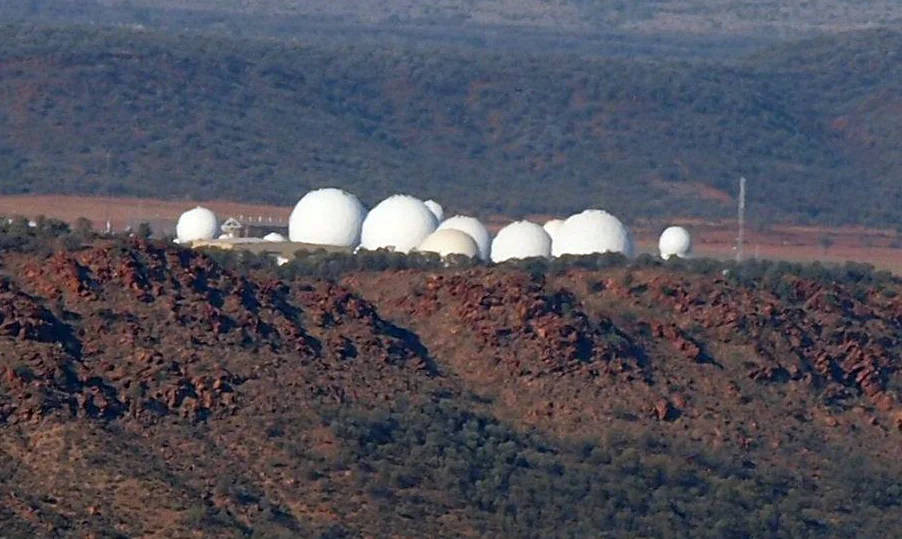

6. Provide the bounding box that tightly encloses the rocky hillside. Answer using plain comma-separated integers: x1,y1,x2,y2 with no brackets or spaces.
1,25,901,226
2,239,902,537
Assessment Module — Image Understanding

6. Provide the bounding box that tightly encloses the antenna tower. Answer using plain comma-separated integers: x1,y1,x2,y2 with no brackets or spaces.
736,176,746,263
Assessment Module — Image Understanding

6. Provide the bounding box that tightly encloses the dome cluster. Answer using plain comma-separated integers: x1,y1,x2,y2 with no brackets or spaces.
176,187,693,263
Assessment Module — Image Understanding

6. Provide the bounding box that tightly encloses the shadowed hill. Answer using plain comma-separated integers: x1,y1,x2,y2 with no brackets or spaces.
0,24,900,224
2,237,902,536
1,0,900,38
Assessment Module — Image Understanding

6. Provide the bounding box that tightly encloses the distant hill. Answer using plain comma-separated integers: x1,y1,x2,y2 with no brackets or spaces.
0,24,900,226
1,0,899,38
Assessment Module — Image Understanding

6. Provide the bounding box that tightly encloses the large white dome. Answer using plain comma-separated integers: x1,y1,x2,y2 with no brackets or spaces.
424,200,444,223
288,188,366,247
490,221,552,263
659,226,692,259
360,194,438,253
437,215,491,261
418,229,479,258
552,209,633,257
176,206,218,243
543,219,564,243
263,232,288,242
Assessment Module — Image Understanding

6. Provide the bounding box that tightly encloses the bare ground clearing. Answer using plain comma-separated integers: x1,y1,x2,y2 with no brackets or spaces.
2,195,901,273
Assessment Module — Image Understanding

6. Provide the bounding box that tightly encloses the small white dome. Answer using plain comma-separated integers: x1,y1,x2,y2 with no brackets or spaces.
552,209,633,257
424,200,444,223
491,221,552,263
288,188,367,247
360,194,438,253
418,229,479,258
659,226,692,259
176,206,219,243
275,255,290,266
263,232,287,242
438,215,491,261
543,219,564,243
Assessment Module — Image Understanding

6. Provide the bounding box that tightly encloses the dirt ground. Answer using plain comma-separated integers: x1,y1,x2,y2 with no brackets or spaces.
1,195,901,273
0,195,291,236
631,219,902,274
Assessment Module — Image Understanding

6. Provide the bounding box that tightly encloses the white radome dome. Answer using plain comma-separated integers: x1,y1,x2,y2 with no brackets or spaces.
360,194,438,253
424,200,444,223
659,226,692,259
543,219,564,243
418,229,479,258
438,215,491,261
552,209,633,257
288,188,367,247
491,221,552,263
263,232,287,242
176,206,219,243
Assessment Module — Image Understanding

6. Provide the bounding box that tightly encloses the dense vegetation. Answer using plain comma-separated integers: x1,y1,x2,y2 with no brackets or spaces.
324,398,902,538
0,24,900,227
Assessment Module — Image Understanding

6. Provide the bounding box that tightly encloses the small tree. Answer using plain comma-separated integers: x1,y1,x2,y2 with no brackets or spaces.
136,222,153,239
818,235,835,257
73,217,94,239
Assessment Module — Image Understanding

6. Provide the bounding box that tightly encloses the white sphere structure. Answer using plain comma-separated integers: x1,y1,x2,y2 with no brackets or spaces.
659,226,692,259
417,229,479,259
288,188,366,247
424,200,444,223
437,215,491,261
552,209,633,257
490,221,552,263
543,219,564,243
176,206,219,243
360,194,438,253
263,232,287,242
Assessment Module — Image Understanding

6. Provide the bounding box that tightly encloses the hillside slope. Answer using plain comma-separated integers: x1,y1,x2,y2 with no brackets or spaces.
1,0,900,37
2,235,902,536
0,25,900,226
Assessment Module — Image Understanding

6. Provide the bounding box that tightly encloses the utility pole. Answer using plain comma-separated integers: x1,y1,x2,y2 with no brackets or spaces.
104,150,112,231
736,176,746,263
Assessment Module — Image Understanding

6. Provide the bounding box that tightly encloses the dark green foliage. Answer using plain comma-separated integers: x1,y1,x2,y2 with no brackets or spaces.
0,24,899,226
327,398,902,538
277,249,461,280
0,214,82,254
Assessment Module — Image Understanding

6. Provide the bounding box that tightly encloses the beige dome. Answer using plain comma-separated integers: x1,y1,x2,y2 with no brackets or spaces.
417,229,479,258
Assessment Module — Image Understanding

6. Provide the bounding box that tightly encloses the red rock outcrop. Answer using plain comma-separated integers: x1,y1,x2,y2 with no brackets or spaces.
0,241,435,425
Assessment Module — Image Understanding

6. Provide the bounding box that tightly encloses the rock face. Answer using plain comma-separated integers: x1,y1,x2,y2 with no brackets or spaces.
4,239,902,537
595,272,902,411
344,265,902,447
358,270,645,380
6,244,902,434
1,240,432,424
